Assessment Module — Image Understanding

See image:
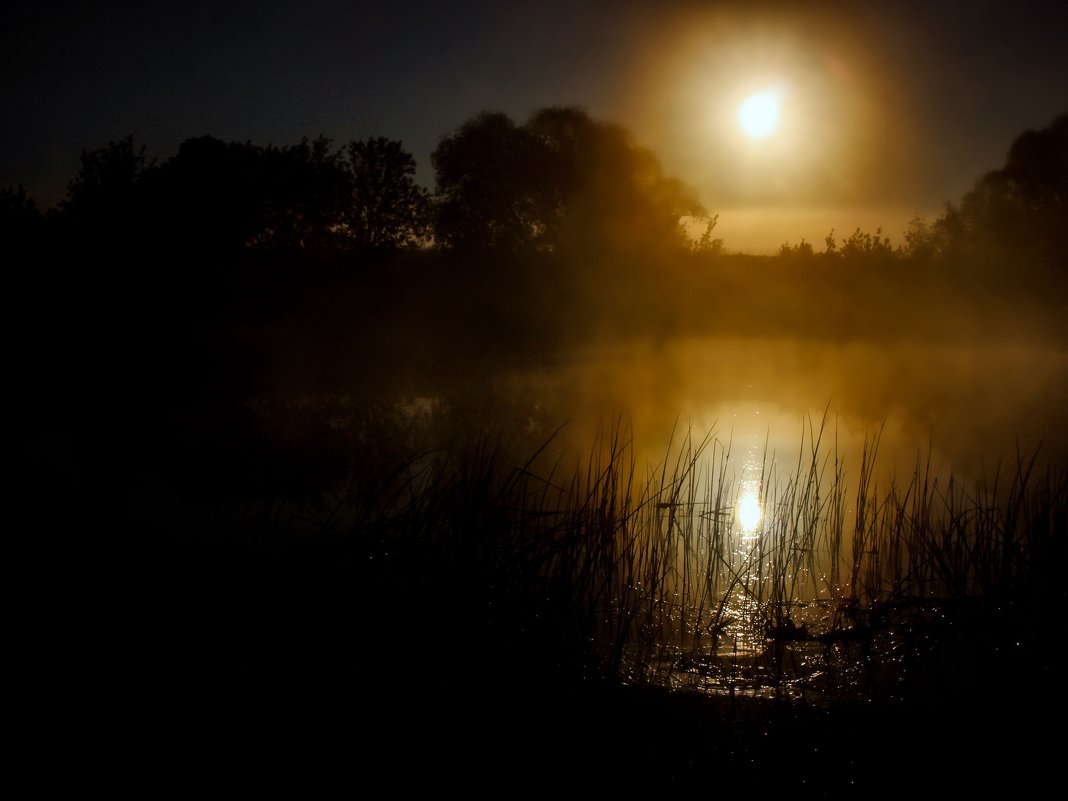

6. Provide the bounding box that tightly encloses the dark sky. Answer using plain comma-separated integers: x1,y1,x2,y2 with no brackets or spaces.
4,0,1066,250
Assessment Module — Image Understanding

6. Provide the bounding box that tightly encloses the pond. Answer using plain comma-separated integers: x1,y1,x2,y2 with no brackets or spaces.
254,330,1067,704
513,334,1068,478
451,333,1068,700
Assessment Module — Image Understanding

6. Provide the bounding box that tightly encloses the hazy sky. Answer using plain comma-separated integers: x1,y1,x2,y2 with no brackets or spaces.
3,0,1066,251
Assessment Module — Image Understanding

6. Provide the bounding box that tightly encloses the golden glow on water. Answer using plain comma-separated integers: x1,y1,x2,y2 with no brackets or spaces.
497,336,1066,701
736,489,762,531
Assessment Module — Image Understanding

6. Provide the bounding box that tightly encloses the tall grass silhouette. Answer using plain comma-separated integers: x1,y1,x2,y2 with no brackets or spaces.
205,405,1066,705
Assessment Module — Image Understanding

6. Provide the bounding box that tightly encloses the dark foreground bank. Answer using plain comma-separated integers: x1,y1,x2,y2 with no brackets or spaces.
25,523,1060,797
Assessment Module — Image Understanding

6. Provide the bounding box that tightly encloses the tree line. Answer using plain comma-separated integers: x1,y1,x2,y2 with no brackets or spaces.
778,112,1067,275
3,106,711,264
4,107,1064,279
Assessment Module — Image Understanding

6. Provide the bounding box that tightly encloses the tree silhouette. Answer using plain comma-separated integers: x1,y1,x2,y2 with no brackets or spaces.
60,136,148,214
1,184,43,252
525,106,705,253
936,112,1067,271
901,216,945,261
54,136,151,251
432,112,548,252
146,136,352,258
693,214,724,256
140,135,426,257
432,107,705,255
344,137,430,250
251,137,351,253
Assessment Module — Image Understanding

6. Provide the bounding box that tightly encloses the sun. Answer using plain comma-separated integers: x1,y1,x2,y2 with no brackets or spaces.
738,91,781,139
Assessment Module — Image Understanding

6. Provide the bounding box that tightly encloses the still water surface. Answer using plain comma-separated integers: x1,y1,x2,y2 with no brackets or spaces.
486,334,1067,699
504,334,1068,482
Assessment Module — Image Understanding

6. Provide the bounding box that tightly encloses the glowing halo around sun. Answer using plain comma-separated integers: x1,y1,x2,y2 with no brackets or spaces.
738,90,782,139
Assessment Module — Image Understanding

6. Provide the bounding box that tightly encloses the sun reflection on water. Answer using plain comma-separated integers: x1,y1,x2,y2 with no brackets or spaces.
736,488,762,533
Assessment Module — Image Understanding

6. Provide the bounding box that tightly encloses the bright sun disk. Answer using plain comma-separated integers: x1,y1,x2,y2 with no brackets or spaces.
738,91,780,139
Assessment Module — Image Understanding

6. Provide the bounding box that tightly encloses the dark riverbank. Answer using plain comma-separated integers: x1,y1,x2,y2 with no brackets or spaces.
41,636,1060,796
23,493,1059,797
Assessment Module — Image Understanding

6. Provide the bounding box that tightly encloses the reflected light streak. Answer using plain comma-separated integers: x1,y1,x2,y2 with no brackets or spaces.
737,488,762,532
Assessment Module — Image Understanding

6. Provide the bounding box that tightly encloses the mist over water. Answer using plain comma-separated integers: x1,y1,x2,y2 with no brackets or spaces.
450,333,1068,490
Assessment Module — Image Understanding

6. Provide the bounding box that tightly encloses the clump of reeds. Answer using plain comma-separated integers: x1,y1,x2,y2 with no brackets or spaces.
184,404,1067,705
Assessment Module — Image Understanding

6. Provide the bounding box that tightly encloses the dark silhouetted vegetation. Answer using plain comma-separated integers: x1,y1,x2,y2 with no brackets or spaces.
10,108,1068,793
344,137,430,250
941,112,1067,270
432,107,706,256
